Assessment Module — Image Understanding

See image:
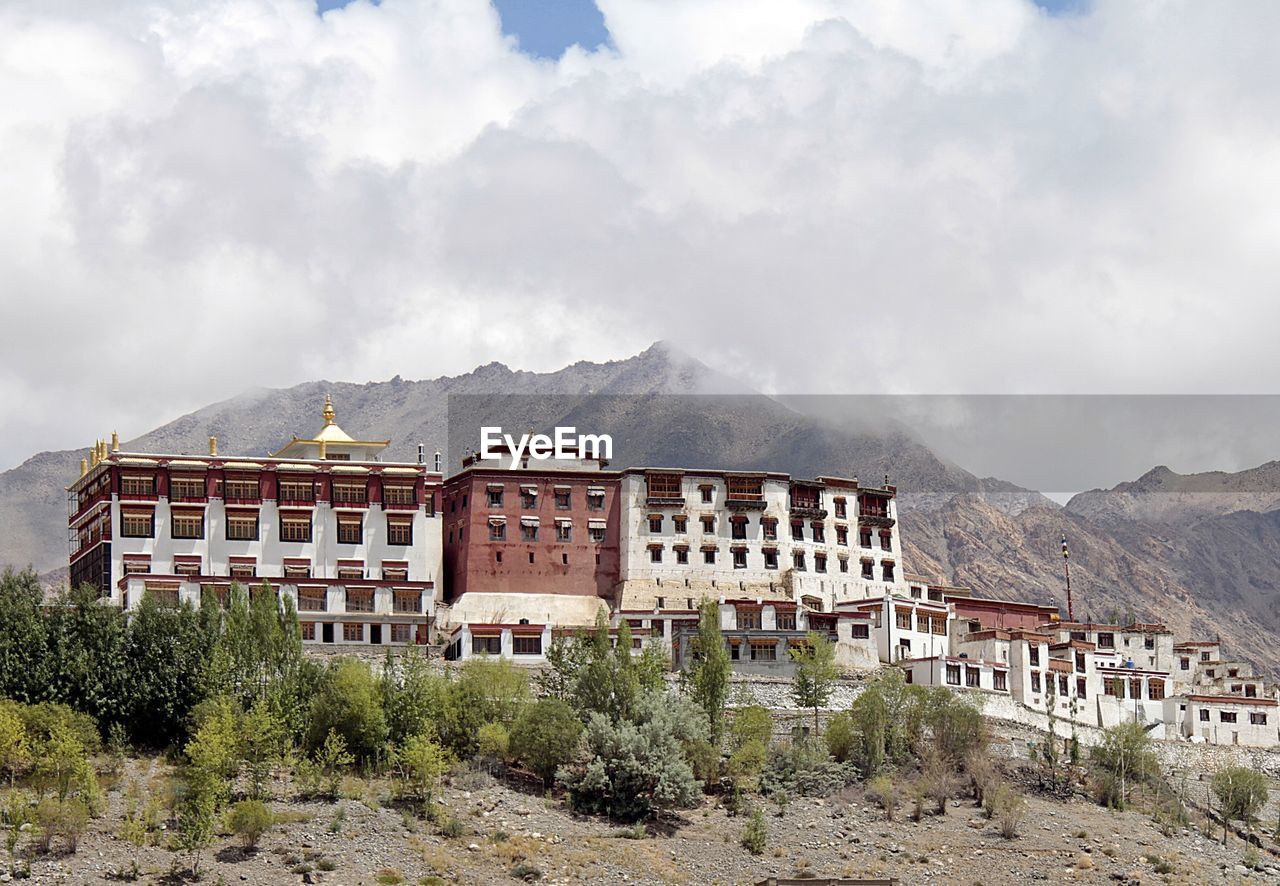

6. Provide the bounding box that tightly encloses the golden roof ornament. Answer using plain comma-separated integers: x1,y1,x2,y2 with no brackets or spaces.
322,394,336,427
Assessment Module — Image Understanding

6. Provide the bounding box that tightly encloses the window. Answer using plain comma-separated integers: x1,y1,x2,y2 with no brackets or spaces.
852,624,869,639
749,642,776,662
588,524,606,543
839,557,849,573
1206,669,1216,678
815,554,827,573
487,487,504,506
836,526,848,545
834,498,847,518
733,549,747,569
280,516,311,543
333,483,367,504
174,560,200,578
337,516,363,545
513,635,542,655
520,488,537,508
644,472,683,502
587,490,605,511
701,515,715,533
649,546,663,563
793,552,806,571
1180,658,1189,671
387,518,412,545
763,549,778,570
472,635,501,655
300,622,316,641
895,609,912,630
229,562,256,580
171,512,204,539
170,477,205,500
860,560,873,579
521,522,539,542
1144,636,1155,650
556,521,572,542
122,474,157,496
993,671,1007,691
123,558,151,575
1228,668,1239,677
391,624,412,643
393,591,421,613
1030,672,1041,693
673,515,687,534
731,517,747,540
1076,678,1087,698
726,476,764,502
966,668,980,688
495,551,502,563
343,623,363,642
790,521,804,541
554,489,571,509
1148,679,1165,700
649,515,663,532
345,589,374,612
883,562,895,582
946,664,960,686
381,483,416,506
738,609,761,630
298,588,327,611
859,528,872,548
1220,711,1238,724
1104,678,1120,698
776,610,796,631
703,548,716,565
675,547,689,564
879,531,892,551
1097,633,1115,649
221,512,256,540
1200,651,1211,661
224,477,260,500
489,521,506,541
700,486,713,503
1199,709,1210,722
653,619,665,637
121,512,154,538
279,479,314,502
1251,712,1268,726
1058,675,1069,695
761,518,778,541
1029,647,1040,666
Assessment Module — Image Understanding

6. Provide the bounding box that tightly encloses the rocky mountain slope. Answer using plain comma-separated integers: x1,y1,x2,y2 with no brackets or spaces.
3,343,1279,675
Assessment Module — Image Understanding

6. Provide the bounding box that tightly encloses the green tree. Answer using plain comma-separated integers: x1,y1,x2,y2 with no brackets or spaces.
393,734,450,811
0,569,47,704
184,696,241,810
1211,766,1268,845
175,784,216,877
684,599,732,744
511,698,584,784
1090,721,1158,810
315,729,355,798
307,659,388,764
741,806,767,854
240,698,286,800
382,648,449,746
0,703,29,786
789,632,840,734
2,789,32,877
122,593,214,748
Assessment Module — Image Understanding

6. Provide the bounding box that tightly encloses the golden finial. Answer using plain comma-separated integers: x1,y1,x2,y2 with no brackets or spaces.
80,458,88,477
209,436,218,457
322,394,336,427
111,430,120,453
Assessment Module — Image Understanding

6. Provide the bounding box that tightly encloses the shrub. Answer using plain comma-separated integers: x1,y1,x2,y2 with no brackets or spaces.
394,734,450,810
226,799,274,849
729,706,773,751
511,861,543,881
476,722,510,765
1089,722,1158,811
741,806,767,855
726,739,767,784
921,752,959,815
307,659,388,764
964,749,996,809
866,775,898,821
440,816,467,838
759,739,855,798
510,698,582,784
825,712,855,763
992,784,1026,839
1211,766,1268,844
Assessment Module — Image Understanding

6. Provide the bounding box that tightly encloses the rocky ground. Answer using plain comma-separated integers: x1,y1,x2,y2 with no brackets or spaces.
11,751,1280,886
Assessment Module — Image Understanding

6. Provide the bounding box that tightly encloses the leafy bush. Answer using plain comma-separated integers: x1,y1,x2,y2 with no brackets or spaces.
476,722,510,765
741,806,767,855
992,784,1026,839
393,734,450,809
1211,766,1268,844
227,799,274,849
825,711,855,763
511,861,543,881
307,659,388,764
866,775,898,821
510,698,582,783
729,706,773,751
759,739,855,798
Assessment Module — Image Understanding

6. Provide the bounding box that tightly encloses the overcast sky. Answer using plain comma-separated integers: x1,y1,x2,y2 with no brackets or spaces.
4,0,1280,474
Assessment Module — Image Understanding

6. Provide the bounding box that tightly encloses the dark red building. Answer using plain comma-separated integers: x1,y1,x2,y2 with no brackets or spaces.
441,458,622,604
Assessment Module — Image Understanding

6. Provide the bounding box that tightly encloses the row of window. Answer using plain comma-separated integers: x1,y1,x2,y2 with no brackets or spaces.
122,474,420,506
120,512,413,545
299,622,417,643
1197,709,1268,725
471,635,543,656
644,514,892,548
484,522,607,543
645,545,895,580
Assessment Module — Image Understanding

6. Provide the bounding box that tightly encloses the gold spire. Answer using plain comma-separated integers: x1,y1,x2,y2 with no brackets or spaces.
209,436,218,457
81,457,89,476
322,394,336,427
111,430,120,453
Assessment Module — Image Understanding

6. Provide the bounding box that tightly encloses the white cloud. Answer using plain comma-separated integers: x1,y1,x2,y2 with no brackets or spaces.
3,0,1280,469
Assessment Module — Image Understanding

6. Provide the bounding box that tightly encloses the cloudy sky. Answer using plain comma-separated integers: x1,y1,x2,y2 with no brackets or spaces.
3,0,1280,472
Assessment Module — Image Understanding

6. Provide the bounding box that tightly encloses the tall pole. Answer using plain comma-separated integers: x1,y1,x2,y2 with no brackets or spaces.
1062,534,1074,622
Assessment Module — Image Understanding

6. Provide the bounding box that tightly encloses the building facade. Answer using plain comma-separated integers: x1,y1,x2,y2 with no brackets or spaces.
66,398,442,646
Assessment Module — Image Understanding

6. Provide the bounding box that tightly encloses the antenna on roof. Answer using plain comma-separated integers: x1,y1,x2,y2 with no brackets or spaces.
1061,533,1074,622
